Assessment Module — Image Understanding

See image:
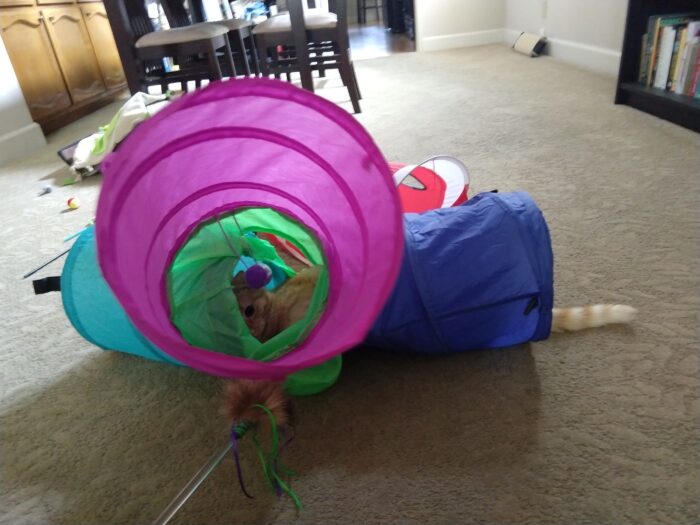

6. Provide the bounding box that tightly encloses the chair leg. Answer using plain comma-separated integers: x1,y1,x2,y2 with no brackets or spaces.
223,34,237,78
207,41,223,80
350,62,362,99
233,30,251,77
339,50,361,113
255,37,270,77
249,35,261,76
296,47,314,92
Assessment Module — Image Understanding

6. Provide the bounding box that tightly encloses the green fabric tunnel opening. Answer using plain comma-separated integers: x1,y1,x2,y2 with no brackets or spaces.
166,207,340,395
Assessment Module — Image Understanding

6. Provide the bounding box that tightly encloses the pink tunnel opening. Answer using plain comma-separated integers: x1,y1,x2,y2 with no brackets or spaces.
95,79,404,380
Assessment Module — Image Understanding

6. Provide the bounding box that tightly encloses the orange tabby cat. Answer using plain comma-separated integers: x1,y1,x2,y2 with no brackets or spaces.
232,266,320,343
233,265,636,342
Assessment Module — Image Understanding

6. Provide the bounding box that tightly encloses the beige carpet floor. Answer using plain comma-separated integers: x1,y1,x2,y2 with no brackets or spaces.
1,45,699,525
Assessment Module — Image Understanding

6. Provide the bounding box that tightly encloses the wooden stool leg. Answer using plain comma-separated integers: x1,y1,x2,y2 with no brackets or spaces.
207,40,223,80
249,35,261,76
223,34,237,78
233,30,251,77
339,51,360,113
255,35,272,78
316,48,326,77
350,62,361,99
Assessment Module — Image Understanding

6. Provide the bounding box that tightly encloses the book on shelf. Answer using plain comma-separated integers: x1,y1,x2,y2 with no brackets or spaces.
639,14,700,98
668,27,687,90
638,33,649,83
678,41,700,95
675,21,700,93
692,58,700,97
652,26,677,89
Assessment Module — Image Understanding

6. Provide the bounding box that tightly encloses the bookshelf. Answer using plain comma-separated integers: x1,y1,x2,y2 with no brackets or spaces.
615,0,700,132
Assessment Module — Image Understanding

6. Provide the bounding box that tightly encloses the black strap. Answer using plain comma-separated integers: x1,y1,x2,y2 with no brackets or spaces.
33,276,61,295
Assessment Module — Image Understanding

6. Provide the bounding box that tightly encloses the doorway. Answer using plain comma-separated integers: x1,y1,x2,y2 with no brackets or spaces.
349,0,415,60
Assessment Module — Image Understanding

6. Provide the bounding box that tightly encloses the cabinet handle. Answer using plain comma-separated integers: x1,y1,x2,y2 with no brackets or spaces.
84,11,93,18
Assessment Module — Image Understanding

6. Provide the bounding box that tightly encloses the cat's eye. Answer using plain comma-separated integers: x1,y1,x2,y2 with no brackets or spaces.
244,305,255,317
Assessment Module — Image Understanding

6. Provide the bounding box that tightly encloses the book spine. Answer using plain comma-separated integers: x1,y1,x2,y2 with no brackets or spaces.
646,17,663,86
639,33,649,83
675,32,694,93
682,42,700,95
691,58,700,97
653,27,676,89
668,27,686,90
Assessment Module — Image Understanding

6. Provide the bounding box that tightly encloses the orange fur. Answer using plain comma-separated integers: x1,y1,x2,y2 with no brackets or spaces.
221,380,292,428
232,267,319,343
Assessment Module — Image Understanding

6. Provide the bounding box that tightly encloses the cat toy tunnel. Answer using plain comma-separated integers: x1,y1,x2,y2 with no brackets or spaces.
89,78,404,388
30,78,555,518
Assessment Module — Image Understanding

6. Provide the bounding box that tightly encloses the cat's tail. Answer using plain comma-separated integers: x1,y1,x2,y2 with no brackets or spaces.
221,380,293,429
551,304,637,332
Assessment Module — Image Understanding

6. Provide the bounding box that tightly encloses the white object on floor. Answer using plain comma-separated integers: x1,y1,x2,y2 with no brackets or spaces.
513,32,548,57
71,92,170,171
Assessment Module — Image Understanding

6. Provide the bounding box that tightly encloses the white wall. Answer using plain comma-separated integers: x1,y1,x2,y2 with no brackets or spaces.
504,0,628,75
414,0,505,52
0,36,46,166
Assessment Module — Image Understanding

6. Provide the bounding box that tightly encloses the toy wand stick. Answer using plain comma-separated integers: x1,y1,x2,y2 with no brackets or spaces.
152,423,251,525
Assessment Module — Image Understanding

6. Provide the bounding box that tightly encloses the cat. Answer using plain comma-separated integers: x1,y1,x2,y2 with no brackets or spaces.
232,266,321,343
234,264,636,343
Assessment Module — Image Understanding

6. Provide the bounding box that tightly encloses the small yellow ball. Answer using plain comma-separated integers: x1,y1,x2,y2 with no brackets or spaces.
67,197,80,210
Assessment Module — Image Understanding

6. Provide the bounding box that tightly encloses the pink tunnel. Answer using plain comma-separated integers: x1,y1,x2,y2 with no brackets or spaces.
95,79,404,380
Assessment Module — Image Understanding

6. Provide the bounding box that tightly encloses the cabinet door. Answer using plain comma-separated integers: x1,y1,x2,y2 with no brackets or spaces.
41,5,105,103
0,0,34,7
80,3,126,89
0,8,71,120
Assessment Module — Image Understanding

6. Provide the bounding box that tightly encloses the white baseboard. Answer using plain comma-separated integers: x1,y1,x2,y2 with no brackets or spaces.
0,123,46,166
504,28,621,76
419,28,505,53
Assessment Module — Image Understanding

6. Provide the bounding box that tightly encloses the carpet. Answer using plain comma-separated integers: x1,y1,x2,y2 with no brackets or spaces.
1,45,698,524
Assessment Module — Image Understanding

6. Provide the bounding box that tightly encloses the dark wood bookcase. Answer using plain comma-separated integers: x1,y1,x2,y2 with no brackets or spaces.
615,0,700,132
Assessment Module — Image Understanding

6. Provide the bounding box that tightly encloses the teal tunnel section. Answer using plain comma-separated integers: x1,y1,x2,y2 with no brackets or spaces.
61,226,181,366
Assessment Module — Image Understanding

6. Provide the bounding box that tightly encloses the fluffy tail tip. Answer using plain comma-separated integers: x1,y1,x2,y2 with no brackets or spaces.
610,304,638,324
222,380,292,428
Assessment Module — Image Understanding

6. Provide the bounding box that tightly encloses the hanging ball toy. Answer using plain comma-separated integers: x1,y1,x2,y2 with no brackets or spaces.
67,197,80,210
245,262,273,289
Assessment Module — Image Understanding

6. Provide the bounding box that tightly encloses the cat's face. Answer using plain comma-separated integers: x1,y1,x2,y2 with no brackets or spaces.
232,273,272,342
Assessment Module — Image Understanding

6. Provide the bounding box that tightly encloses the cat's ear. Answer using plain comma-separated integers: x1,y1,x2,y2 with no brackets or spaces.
231,271,247,289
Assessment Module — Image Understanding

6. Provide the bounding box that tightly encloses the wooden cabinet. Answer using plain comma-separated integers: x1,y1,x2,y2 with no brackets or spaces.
0,8,71,120
41,5,105,102
0,0,125,132
80,3,125,89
